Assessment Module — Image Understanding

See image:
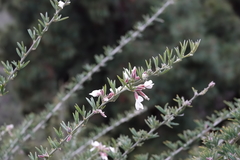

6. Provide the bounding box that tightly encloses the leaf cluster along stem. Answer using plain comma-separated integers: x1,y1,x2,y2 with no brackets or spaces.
8,0,175,157
46,112,96,157
118,83,213,159
0,0,70,95
2,120,33,160
29,37,200,159
164,112,234,160
69,109,147,158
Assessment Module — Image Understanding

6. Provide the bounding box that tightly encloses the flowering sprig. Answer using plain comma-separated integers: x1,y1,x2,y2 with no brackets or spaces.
106,81,215,160
116,40,200,110
28,39,200,160
89,79,154,110
68,108,147,159
159,98,240,160
3,1,198,159
1,1,175,159
1,0,240,159
188,99,240,160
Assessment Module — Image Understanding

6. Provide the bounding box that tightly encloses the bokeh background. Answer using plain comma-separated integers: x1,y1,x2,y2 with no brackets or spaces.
1,0,240,159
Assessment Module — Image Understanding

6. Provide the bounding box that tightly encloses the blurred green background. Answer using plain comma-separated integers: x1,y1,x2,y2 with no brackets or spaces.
1,0,240,159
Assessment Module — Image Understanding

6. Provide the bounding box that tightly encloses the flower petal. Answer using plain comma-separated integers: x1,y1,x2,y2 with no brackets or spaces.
135,96,144,110
92,141,101,147
89,89,102,97
58,1,65,9
144,80,154,89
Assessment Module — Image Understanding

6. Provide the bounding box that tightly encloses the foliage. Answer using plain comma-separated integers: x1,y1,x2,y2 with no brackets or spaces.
0,0,240,160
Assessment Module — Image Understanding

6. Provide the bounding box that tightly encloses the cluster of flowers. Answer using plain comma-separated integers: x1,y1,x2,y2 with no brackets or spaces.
89,67,154,111
88,67,154,159
91,141,115,160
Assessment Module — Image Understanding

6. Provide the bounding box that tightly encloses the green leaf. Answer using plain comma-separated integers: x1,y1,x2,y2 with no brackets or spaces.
50,0,57,10
57,16,69,22
20,61,30,69
73,110,80,124
155,105,167,115
32,38,41,50
86,97,97,109
16,48,23,58
38,19,45,28
145,59,151,69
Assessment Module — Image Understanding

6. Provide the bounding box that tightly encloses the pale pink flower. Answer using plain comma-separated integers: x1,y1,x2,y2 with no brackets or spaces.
123,67,140,82
99,152,108,160
208,81,215,88
116,86,122,92
131,67,137,79
89,89,103,97
123,69,131,81
6,124,14,136
94,109,107,118
91,141,101,151
6,124,14,130
90,141,115,160
134,92,144,110
105,86,122,101
110,86,122,94
135,84,145,90
132,80,154,110
136,90,149,100
66,135,72,142
109,147,115,153
131,67,140,80
144,80,154,89
142,72,148,79
38,153,49,158
103,96,109,102
135,80,154,90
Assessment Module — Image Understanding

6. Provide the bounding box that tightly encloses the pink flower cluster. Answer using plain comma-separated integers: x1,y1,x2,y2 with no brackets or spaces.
89,86,122,102
134,80,154,110
123,67,154,110
90,141,115,160
123,67,140,82
89,67,154,110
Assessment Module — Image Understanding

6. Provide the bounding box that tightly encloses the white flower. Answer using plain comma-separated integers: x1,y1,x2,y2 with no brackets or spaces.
110,86,122,93
58,1,65,9
142,72,148,79
99,152,108,160
6,124,14,131
90,141,100,151
135,95,144,110
123,69,131,81
116,86,122,93
89,89,102,97
103,96,109,102
109,147,115,153
137,90,149,100
144,80,154,89
94,109,107,118
6,124,14,136
131,67,137,79
92,141,100,147
90,141,115,160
